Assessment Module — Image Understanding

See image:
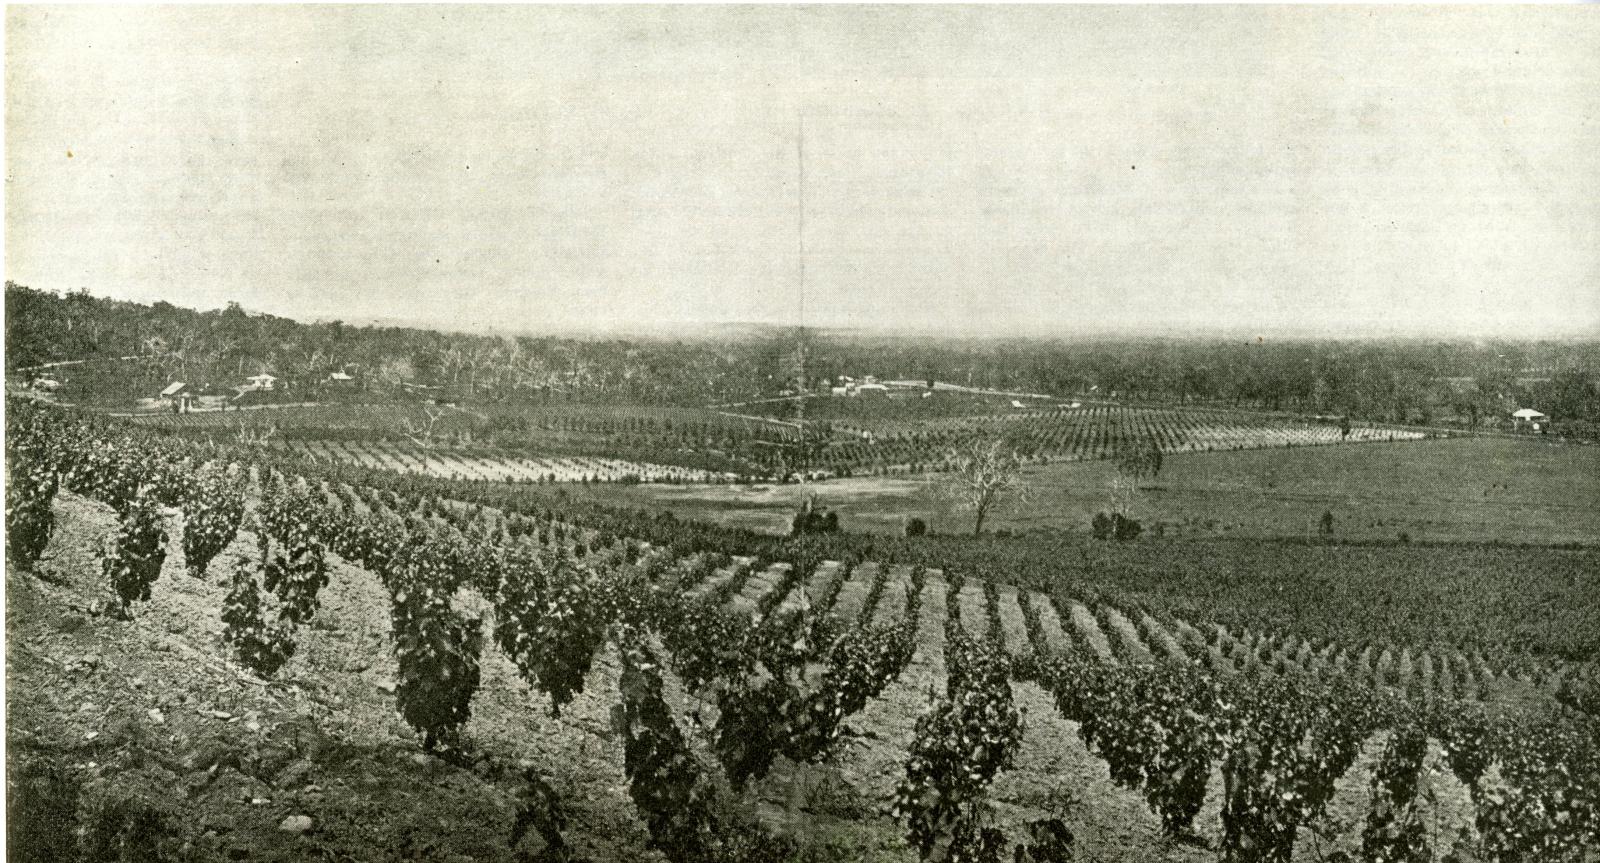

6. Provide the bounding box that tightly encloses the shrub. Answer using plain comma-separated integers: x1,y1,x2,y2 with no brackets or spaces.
904,517,927,537
1091,511,1113,540
791,497,842,536
1113,513,1143,542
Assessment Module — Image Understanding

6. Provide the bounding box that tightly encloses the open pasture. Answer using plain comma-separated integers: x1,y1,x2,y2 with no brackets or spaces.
572,435,1600,545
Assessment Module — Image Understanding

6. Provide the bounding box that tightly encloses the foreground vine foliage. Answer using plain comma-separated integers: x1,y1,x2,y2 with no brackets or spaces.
220,551,298,677
180,463,245,579
1360,723,1432,863
495,550,609,717
6,410,61,571
386,543,485,754
893,616,1023,862
99,488,168,618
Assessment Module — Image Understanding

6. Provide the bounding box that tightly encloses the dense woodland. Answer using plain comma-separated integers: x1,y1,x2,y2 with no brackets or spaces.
8,283,1600,435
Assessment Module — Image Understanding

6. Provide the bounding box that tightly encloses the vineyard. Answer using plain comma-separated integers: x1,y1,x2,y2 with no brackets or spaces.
267,438,739,484
7,399,1597,863
815,405,1429,477
124,398,1432,483
125,402,793,478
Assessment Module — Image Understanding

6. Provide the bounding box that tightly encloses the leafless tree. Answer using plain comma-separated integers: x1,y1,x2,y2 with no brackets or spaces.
403,405,447,447
941,437,1029,536
299,347,330,381
234,421,277,448
466,344,500,393
437,346,468,386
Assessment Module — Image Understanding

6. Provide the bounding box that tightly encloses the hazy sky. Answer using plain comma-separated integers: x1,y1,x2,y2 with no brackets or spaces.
7,6,1598,338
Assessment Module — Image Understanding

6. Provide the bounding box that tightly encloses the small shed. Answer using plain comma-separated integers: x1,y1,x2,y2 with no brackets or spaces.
329,371,354,382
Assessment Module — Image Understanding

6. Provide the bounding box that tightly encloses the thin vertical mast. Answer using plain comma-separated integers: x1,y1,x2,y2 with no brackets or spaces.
798,111,805,333
796,112,807,424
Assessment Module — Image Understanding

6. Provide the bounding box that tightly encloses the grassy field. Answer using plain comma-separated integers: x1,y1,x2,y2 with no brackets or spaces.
555,436,1600,545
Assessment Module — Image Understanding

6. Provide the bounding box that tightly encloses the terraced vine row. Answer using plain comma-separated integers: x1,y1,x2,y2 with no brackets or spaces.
271,438,738,484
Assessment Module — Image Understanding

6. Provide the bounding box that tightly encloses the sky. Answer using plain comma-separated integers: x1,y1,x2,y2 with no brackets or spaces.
6,5,1599,339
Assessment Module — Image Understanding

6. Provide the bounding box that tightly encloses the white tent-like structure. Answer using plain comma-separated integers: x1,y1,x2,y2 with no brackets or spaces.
1512,408,1549,431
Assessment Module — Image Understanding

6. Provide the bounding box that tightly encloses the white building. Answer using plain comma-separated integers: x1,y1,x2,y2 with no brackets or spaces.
245,373,279,391
1511,407,1547,431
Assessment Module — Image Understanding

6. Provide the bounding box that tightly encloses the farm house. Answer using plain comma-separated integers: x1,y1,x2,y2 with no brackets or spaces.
244,373,278,391
158,381,196,413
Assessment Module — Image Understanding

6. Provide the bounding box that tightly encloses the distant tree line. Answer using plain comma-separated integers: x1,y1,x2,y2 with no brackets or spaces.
7,283,1598,436
5,283,782,406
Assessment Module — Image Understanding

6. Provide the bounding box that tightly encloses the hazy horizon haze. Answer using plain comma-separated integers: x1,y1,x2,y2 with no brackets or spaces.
7,6,1598,340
